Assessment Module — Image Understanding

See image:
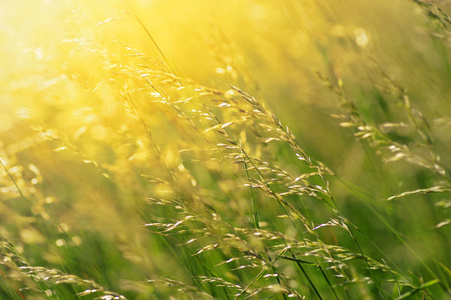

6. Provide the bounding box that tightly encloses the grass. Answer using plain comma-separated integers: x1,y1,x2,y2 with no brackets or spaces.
1,0,450,299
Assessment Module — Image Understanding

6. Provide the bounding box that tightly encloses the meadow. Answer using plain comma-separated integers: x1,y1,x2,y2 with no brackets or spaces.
1,0,450,299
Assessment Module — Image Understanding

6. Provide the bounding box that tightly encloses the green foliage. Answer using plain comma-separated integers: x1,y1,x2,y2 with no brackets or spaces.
1,0,450,299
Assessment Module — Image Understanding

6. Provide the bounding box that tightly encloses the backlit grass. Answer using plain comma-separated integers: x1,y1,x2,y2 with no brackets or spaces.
1,0,450,299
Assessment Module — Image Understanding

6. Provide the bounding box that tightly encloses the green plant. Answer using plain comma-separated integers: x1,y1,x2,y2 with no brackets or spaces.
1,0,450,299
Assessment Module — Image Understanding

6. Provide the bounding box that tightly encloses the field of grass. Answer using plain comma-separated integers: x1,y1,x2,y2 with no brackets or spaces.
1,0,451,299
